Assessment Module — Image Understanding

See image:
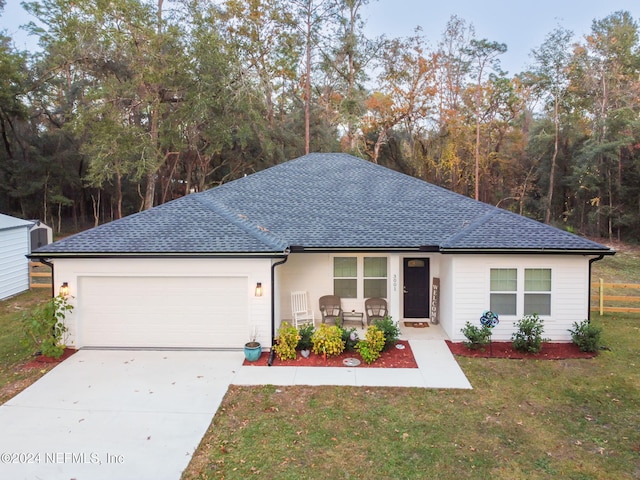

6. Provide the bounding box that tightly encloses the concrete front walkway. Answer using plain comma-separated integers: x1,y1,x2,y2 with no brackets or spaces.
0,338,470,480
234,339,471,389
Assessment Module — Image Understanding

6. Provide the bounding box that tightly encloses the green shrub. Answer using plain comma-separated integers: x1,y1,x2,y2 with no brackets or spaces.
311,323,345,357
569,319,602,352
297,323,314,351
461,321,492,350
355,326,386,364
512,314,547,353
339,326,359,352
373,316,400,350
21,294,73,359
273,321,300,360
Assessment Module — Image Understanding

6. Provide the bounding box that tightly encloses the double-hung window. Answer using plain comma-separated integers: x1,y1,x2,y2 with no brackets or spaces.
333,256,388,299
490,268,517,315
333,257,357,298
490,267,552,317
364,257,387,298
524,268,551,315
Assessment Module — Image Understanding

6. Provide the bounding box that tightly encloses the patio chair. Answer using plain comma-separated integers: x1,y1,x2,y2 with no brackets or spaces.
319,295,343,325
291,291,315,328
365,297,388,325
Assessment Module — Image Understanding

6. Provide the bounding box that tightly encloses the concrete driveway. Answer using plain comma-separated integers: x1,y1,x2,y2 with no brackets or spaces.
0,350,244,480
0,341,470,480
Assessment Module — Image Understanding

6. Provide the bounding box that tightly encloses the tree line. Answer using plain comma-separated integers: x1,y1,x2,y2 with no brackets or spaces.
0,0,639,242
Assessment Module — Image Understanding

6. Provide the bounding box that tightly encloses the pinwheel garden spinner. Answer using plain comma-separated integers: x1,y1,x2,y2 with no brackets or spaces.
480,310,499,328
480,310,499,355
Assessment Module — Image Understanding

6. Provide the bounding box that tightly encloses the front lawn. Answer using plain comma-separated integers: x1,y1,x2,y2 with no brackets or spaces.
183,313,640,480
0,289,52,404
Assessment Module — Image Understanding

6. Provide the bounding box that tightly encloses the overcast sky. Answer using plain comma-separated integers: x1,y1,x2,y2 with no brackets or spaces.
365,0,640,74
2,0,640,75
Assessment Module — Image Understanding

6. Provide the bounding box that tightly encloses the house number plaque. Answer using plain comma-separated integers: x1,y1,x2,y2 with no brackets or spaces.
430,277,440,324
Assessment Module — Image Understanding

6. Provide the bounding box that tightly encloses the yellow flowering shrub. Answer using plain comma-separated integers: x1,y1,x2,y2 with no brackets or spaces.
311,323,345,357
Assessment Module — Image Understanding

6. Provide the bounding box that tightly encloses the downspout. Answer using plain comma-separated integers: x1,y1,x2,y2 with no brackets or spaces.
588,255,605,323
37,257,55,299
268,254,289,366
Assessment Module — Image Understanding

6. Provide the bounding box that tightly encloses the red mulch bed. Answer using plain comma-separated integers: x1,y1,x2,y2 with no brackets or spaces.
22,348,77,370
446,341,597,359
243,340,418,368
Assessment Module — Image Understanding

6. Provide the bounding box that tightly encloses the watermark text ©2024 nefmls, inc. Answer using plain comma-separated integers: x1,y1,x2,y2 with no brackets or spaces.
1,451,124,465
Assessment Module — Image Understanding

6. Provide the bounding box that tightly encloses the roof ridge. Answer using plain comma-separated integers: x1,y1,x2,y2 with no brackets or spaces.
191,193,289,252
441,209,499,247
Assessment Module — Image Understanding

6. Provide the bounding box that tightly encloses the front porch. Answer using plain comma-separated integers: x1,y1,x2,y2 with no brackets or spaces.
338,319,449,343
274,251,452,341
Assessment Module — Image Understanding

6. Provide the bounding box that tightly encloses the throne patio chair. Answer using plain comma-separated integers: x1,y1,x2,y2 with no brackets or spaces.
365,297,388,325
319,295,343,326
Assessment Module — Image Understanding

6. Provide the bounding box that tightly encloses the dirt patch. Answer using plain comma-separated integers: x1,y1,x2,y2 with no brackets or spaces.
244,340,418,368
446,341,597,359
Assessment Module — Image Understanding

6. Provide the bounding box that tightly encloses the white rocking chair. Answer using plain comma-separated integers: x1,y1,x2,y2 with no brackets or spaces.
291,291,315,328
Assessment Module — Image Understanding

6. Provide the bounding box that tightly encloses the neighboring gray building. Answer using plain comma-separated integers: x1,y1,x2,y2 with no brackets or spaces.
0,213,33,300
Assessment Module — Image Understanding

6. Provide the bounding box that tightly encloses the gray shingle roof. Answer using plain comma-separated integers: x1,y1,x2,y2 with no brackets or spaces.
33,153,612,256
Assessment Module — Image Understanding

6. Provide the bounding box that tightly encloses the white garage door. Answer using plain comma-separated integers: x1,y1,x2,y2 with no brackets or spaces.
78,276,248,348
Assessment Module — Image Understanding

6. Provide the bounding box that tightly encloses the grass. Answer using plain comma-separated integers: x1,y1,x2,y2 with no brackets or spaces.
591,243,640,283
591,246,640,311
182,314,640,479
0,288,51,404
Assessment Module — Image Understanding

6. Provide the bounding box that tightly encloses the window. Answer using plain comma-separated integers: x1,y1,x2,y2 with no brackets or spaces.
333,256,388,299
490,268,517,315
489,267,552,317
524,268,551,315
364,257,387,298
334,257,357,298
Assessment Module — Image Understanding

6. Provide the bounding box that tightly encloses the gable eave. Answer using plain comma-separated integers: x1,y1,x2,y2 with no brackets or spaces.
28,250,289,260
438,247,615,256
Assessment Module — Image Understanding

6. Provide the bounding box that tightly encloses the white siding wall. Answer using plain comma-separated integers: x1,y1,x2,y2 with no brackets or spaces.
0,226,30,300
278,253,333,322
447,254,593,342
52,257,273,348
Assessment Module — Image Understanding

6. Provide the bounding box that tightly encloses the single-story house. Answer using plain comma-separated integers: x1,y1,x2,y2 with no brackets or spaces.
31,153,613,349
0,213,33,300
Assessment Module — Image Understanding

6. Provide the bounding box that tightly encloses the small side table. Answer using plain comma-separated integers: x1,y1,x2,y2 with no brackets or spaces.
342,311,365,328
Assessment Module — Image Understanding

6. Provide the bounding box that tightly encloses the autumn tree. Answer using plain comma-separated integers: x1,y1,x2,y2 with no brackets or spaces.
431,16,474,192
465,38,507,200
364,32,435,165
570,11,640,238
529,26,574,224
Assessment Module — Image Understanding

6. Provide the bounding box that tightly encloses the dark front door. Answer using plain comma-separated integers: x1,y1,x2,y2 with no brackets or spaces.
403,258,430,318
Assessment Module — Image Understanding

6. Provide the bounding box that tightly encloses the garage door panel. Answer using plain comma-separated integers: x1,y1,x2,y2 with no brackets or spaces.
79,276,248,348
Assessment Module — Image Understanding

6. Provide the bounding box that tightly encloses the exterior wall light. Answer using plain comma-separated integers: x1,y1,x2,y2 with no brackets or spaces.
255,282,263,297
59,282,70,297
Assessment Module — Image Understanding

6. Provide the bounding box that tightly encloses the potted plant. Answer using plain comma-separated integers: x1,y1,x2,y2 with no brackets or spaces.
297,323,314,358
244,327,261,362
